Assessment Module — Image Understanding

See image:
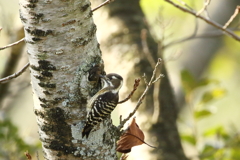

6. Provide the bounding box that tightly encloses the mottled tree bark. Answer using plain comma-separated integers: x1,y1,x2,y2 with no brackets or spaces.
19,0,118,159
93,0,188,159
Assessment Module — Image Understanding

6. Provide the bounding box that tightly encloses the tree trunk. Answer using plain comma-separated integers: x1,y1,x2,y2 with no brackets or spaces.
19,0,117,159
93,0,188,159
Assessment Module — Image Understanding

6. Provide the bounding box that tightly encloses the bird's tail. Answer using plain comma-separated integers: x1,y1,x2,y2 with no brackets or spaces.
82,123,94,139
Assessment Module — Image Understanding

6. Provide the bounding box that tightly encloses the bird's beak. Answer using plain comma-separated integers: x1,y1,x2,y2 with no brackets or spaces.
99,74,107,80
99,74,108,87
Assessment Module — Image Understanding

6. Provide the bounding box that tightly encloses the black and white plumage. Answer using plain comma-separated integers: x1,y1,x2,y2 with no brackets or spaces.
82,73,123,138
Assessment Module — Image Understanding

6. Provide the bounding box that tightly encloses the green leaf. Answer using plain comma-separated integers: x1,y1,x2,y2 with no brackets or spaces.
230,149,240,159
200,144,215,155
194,110,212,119
180,70,196,94
181,134,196,145
201,88,226,104
0,119,40,159
203,126,229,140
197,78,219,88
204,126,223,136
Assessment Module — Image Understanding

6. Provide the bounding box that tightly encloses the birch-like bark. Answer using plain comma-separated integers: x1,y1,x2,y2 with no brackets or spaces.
19,0,117,159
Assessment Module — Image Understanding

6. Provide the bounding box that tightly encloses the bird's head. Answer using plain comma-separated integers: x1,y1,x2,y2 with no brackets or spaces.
100,73,123,93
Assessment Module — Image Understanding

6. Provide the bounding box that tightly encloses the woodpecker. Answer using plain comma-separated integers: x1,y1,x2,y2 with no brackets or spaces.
82,73,123,138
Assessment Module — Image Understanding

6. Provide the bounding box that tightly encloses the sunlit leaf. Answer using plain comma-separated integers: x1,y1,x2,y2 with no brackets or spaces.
194,110,212,119
200,88,226,104
204,126,223,136
200,145,223,160
203,126,229,140
214,149,226,158
181,134,196,145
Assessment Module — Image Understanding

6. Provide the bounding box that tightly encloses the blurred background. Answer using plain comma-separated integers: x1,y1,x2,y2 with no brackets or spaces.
1,0,240,159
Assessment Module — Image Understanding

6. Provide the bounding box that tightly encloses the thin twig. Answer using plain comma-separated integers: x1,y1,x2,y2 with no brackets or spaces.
152,73,164,84
223,6,240,29
141,29,163,122
91,0,114,12
0,38,25,51
197,0,211,16
141,30,163,123
163,17,199,49
118,58,163,130
118,78,141,104
203,0,211,20
176,0,194,11
163,30,237,48
0,63,30,83
164,0,240,42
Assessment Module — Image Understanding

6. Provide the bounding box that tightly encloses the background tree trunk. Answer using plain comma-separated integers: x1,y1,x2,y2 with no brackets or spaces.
19,0,118,159
0,27,24,108
93,0,188,159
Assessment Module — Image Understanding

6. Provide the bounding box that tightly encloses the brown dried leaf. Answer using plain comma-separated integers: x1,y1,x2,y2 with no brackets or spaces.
116,118,144,153
24,151,32,160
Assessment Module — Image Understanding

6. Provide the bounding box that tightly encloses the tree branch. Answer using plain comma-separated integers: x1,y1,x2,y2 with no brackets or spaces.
223,6,240,29
163,30,228,49
118,58,164,130
118,78,141,104
164,0,240,42
91,0,114,12
0,63,30,83
197,0,211,16
0,38,25,51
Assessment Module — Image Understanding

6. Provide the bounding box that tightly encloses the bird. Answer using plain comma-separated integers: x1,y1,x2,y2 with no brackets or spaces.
82,73,123,138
